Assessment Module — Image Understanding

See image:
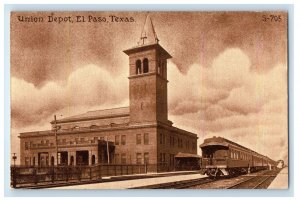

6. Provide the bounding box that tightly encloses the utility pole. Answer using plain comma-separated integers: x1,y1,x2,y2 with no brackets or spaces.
106,136,110,164
54,115,59,166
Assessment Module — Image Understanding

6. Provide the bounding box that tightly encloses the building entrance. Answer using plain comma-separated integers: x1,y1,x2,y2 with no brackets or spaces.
76,151,89,165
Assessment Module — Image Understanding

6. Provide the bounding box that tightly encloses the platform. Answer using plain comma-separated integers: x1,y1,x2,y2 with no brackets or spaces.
268,167,288,189
51,172,206,189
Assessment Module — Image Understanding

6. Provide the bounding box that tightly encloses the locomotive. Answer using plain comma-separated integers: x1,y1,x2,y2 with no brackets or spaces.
200,136,277,177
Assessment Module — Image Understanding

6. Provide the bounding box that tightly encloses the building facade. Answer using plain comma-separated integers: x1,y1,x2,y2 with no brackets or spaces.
19,16,198,171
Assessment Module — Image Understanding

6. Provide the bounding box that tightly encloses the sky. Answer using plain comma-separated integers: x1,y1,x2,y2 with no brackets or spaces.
10,11,288,164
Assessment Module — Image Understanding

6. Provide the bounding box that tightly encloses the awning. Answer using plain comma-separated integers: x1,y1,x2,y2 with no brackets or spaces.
175,152,201,158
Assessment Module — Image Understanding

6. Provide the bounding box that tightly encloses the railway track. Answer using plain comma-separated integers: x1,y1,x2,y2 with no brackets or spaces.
226,175,276,189
131,177,215,189
226,170,278,189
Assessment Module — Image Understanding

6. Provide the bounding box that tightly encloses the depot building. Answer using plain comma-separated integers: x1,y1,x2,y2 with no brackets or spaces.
19,16,198,171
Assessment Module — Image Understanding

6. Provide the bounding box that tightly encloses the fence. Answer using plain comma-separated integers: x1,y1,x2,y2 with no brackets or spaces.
10,164,147,188
10,163,198,188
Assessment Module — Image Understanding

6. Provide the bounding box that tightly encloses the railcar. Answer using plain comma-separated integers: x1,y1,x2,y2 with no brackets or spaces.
200,136,277,177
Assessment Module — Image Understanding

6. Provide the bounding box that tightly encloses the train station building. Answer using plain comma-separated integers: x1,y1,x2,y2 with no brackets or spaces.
19,16,198,171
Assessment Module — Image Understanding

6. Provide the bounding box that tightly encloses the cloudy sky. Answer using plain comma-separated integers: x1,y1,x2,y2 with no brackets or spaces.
11,11,288,164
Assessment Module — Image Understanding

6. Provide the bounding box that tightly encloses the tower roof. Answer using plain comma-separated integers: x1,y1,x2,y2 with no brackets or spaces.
138,15,159,46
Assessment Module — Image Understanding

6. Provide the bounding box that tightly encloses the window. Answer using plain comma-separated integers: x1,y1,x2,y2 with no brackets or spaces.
115,154,120,164
92,155,96,165
160,133,165,145
144,133,149,145
136,153,142,164
160,133,163,144
121,153,126,164
121,135,126,145
160,153,166,162
136,60,142,74
136,134,142,145
144,152,149,164
143,58,149,73
25,157,30,166
115,135,119,145
25,142,29,150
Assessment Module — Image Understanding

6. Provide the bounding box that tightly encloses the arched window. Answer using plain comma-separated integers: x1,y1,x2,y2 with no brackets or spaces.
92,155,96,165
136,60,142,74
143,58,149,73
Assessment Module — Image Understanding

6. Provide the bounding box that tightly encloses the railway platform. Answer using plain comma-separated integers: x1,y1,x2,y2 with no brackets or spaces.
51,171,206,189
268,167,288,189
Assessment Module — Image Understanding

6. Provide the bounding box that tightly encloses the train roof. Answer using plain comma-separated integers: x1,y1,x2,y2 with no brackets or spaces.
200,136,273,160
175,152,201,158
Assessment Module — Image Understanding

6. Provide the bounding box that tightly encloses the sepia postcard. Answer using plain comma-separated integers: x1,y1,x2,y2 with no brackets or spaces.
10,11,288,190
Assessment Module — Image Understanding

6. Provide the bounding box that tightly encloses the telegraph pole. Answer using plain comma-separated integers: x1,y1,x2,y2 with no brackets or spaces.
54,115,59,166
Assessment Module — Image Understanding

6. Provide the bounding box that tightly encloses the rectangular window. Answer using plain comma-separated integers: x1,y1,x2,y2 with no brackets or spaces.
144,152,149,164
25,142,29,150
136,153,142,164
121,153,126,164
115,153,120,164
115,135,119,145
25,157,30,166
136,134,142,145
121,135,126,145
144,133,149,145
160,133,163,144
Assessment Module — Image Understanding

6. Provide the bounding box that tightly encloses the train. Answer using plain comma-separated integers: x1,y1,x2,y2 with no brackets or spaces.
199,136,278,178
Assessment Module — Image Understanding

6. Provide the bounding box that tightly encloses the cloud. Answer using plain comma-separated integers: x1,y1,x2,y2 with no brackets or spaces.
11,64,129,128
11,12,287,87
168,62,230,116
168,47,288,163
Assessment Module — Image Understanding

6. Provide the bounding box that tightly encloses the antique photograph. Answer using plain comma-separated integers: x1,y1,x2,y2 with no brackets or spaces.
10,11,288,189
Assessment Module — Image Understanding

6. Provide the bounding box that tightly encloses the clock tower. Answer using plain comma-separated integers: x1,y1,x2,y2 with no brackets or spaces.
124,15,172,125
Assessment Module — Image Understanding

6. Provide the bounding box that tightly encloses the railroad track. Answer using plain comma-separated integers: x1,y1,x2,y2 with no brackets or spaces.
131,177,215,189
226,171,278,189
132,170,279,189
